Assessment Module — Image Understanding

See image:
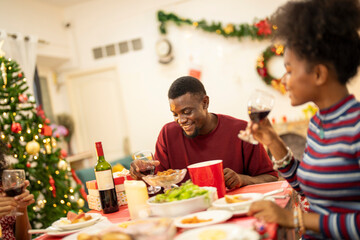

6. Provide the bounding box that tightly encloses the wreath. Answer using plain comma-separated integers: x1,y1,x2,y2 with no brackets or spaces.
256,44,286,94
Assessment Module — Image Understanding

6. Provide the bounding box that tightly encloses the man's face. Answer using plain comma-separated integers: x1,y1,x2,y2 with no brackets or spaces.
169,92,209,138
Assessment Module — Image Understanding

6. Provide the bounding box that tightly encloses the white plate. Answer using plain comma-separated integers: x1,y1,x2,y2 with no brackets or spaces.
175,223,259,240
207,206,248,217
212,193,263,212
174,210,232,229
46,227,82,237
52,213,102,230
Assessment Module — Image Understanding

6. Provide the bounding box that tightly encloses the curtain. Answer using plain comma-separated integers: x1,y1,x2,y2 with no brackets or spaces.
0,29,38,95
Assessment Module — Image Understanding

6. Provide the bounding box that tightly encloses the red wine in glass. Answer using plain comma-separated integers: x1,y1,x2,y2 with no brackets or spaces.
133,150,161,195
248,107,271,123
2,169,26,216
4,186,24,197
238,89,275,144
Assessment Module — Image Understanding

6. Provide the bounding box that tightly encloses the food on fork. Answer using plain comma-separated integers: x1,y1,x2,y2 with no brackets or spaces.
180,216,212,224
224,195,251,204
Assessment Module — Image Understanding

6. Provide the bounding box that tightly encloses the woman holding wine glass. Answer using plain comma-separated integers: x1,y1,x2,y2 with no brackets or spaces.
0,141,35,240
244,0,360,239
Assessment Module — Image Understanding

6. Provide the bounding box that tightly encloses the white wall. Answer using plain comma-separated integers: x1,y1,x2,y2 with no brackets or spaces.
1,0,360,158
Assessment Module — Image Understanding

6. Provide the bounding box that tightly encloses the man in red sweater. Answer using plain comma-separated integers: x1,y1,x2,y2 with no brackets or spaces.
130,76,277,189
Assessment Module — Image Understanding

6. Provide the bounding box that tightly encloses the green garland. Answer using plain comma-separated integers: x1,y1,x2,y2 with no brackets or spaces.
157,11,273,41
157,11,286,93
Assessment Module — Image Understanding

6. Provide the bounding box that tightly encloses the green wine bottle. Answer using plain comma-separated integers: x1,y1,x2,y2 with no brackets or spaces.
94,142,119,214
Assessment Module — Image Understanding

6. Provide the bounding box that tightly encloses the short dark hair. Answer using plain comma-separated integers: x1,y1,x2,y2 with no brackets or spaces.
270,0,360,84
168,76,207,100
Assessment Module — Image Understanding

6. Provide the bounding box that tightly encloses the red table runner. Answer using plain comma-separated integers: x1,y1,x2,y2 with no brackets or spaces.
35,180,291,240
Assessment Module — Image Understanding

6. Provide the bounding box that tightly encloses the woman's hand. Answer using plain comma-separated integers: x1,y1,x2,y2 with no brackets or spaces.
239,118,279,147
14,180,35,210
0,193,17,217
248,200,294,228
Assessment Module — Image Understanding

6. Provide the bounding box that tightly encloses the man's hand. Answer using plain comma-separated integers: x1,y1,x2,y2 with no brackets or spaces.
224,168,244,189
15,180,35,210
130,159,160,180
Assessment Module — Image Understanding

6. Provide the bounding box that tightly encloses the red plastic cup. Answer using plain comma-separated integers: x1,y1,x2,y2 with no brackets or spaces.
187,160,226,198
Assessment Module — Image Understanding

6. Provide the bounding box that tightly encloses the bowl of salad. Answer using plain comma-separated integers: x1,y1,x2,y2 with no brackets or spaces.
147,181,218,217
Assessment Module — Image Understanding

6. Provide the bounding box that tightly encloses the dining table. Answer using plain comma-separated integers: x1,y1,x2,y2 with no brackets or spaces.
35,180,293,240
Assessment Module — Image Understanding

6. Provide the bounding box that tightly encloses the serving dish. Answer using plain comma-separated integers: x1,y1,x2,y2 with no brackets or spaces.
148,187,217,217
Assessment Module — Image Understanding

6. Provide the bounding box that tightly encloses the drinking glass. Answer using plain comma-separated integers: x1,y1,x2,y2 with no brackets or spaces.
2,169,25,216
238,89,275,144
133,150,161,195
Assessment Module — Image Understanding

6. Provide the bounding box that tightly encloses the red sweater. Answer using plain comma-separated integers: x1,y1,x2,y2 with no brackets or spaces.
154,114,277,182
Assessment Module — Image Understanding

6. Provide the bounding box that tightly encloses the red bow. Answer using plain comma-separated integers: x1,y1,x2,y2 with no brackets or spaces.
255,19,272,36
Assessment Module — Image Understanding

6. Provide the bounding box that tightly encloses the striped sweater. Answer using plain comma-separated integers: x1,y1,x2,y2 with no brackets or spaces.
279,94,360,240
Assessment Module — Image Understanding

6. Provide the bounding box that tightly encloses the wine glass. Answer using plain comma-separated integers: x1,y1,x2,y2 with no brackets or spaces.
133,150,161,195
238,89,275,144
2,169,26,216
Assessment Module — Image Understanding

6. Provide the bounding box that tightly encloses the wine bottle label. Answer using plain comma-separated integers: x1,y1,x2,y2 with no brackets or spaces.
95,170,114,190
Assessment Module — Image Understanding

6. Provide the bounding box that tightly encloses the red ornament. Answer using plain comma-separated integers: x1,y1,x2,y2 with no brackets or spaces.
11,122,22,133
255,19,272,36
60,149,68,159
36,105,46,119
41,124,52,136
45,118,50,124
71,169,87,200
49,176,56,197
257,67,268,77
18,73,23,78
18,94,28,103
7,143,11,149
26,162,31,168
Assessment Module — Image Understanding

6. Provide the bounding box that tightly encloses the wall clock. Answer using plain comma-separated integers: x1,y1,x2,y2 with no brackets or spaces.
156,38,173,64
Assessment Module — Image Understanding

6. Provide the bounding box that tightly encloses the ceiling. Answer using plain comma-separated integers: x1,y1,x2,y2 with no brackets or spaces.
34,0,94,7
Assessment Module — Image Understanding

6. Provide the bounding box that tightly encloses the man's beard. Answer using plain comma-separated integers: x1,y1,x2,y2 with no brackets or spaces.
183,128,199,139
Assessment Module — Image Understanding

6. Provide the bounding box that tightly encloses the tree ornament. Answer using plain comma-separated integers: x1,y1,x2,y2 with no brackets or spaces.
26,162,31,168
18,94,28,103
26,140,40,155
77,198,85,208
58,159,68,171
44,142,52,154
41,124,52,137
49,176,56,197
45,118,50,124
36,105,46,119
60,149,68,159
18,72,23,78
51,137,57,148
1,61,7,86
37,199,45,209
11,122,22,133
7,143,11,149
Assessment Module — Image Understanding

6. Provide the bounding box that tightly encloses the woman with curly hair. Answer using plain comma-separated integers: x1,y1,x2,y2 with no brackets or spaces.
0,141,34,240
244,0,360,239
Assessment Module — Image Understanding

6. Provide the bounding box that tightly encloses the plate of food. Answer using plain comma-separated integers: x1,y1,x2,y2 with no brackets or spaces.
174,210,232,229
52,212,102,230
212,193,263,212
175,223,260,240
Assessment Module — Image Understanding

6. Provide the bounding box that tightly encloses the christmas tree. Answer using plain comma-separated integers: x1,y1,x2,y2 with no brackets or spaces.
0,47,85,229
